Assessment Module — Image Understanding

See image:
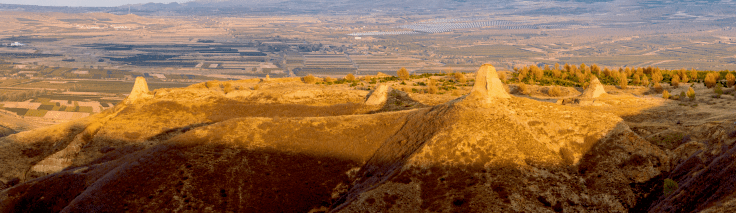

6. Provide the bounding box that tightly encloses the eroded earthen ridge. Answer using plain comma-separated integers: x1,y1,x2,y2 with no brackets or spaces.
365,84,390,105
470,64,511,99
126,77,152,103
580,76,607,99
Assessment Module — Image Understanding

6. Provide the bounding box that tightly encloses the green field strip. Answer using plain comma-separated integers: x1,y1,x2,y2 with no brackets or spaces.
24,109,48,117
78,106,94,113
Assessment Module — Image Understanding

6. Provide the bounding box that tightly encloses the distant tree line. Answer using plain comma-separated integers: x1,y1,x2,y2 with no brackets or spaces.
512,63,736,89
0,90,48,102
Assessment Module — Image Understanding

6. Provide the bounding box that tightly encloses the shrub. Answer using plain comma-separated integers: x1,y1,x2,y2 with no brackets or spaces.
518,66,530,77
687,87,696,100
654,82,663,93
223,82,233,94
619,75,628,89
498,72,507,83
652,71,663,84
518,83,530,95
517,73,527,82
590,64,600,74
726,73,735,88
663,178,678,196
324,77,336,83
253,84,260,90
548,86,562,97
680,73,689,83
398,67,410,80
552,69,561,78
641,76,650,87
632,74,641,85
679,91,686,100
531,65,544,81
303,74,317,84
205,80,220,89
715,83,723,98
704,73,717,88
427,79,438,94
345,73,356,82
662,90,670,99
671,75,680,88
603,67,613,78
689,69,698,81
453,72,466,83
575,72,586,83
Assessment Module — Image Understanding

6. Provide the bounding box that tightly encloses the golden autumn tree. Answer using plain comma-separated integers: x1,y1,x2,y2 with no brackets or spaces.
726,73,735,88
397,67,410,80
704,73,717,88
671,75,680,88
345,73,356,81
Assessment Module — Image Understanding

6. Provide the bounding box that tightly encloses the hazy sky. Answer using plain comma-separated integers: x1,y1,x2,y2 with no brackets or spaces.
0,0,190,7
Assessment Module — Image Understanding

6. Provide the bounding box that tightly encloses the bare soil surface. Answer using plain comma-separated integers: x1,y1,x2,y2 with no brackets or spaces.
1,67,735,212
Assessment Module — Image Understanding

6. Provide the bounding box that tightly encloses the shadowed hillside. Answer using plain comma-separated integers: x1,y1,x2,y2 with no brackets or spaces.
1,65,735,212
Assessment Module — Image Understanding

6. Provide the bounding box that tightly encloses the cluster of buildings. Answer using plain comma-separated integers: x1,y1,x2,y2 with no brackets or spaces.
1,42,26,47
71,24,139,30
399,20,516,33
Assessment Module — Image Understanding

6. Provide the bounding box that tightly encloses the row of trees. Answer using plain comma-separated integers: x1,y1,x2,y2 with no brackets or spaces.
512,63,736,89
297,67,472,95
0,89,49,102
294,64,734,99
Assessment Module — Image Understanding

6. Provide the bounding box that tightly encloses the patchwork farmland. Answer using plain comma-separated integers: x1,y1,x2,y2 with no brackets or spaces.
296,53,356,76
0,98,111,120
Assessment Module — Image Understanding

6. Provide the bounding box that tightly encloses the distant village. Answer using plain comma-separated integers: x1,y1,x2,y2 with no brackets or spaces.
71,24,139,30
0,42,26,47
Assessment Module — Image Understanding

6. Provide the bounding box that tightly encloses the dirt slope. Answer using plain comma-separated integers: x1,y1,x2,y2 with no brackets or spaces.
333,92,667,212
1,65,735,212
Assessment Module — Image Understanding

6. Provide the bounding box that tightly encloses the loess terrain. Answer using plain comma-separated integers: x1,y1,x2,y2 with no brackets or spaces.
2,1,736,211
0,65,735,212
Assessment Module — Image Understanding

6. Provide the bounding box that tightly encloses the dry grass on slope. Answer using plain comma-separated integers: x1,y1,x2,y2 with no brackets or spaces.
369,89,428,113
184,80,369,106
510,84,582,99
0,112,37,134
74,98,374,172
335,96,668,212
95,98,368,143
0,107,417,213
0,124,16,138
581,94,665,119
0,83,383,187
170,110,414,163
334,103,459,211
0,111,111,184
2,74,705,212
92,82,376,143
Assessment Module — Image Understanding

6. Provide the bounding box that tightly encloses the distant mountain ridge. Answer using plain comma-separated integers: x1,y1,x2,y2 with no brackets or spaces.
1,0,734,16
